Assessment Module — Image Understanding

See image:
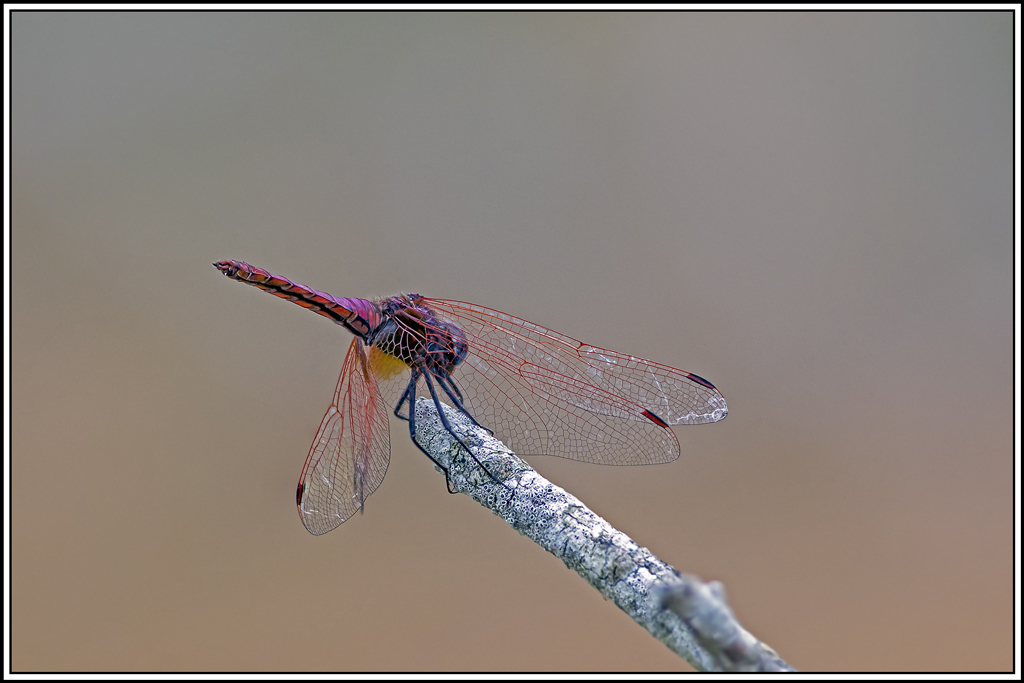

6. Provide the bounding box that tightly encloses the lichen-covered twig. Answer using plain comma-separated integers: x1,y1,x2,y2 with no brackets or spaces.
656,576,796,672
414,397,795,672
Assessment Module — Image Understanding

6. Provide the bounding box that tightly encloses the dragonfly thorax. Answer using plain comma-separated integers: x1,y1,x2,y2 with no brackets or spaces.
370,296,468,374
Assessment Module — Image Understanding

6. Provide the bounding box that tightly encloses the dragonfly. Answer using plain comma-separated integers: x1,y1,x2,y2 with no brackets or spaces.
214,260,728,535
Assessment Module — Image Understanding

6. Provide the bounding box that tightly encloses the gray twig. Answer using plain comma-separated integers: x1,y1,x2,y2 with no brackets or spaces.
414,397,796,673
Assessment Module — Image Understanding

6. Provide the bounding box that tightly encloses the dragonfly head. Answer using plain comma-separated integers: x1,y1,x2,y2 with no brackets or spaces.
426,320,468,373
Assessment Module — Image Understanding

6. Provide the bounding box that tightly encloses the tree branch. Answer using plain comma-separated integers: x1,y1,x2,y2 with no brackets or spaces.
414,397,795,672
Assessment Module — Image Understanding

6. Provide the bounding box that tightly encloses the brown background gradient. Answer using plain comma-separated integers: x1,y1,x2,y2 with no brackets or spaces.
10,11,1014,672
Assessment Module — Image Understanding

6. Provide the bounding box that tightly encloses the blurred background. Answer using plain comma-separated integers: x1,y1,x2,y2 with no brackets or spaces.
10,11,1014,672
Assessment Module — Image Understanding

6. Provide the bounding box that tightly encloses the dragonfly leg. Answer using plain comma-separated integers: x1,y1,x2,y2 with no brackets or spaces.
433,370,494,436
393,376,415,422
422,373,507,490
401,372,458,494
437,368,465,404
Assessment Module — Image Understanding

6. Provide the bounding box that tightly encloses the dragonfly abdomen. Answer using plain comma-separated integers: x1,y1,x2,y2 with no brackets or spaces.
214,260,381,337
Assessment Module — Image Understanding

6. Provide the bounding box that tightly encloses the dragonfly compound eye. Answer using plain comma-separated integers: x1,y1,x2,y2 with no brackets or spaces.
426,320,468,371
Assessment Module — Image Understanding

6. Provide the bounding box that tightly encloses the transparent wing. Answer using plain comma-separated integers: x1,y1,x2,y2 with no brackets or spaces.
296,337,394,535
419,298,728,465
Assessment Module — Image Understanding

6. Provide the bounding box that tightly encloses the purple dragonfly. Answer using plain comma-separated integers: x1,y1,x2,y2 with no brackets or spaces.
215,260,728,535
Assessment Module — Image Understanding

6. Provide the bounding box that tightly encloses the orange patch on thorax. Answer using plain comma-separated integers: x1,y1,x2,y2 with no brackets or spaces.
368,345,409,380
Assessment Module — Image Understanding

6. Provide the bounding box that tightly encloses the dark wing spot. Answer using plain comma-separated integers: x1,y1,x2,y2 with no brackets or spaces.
686,372,717,390
641,409,670,429
296,482,305,506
